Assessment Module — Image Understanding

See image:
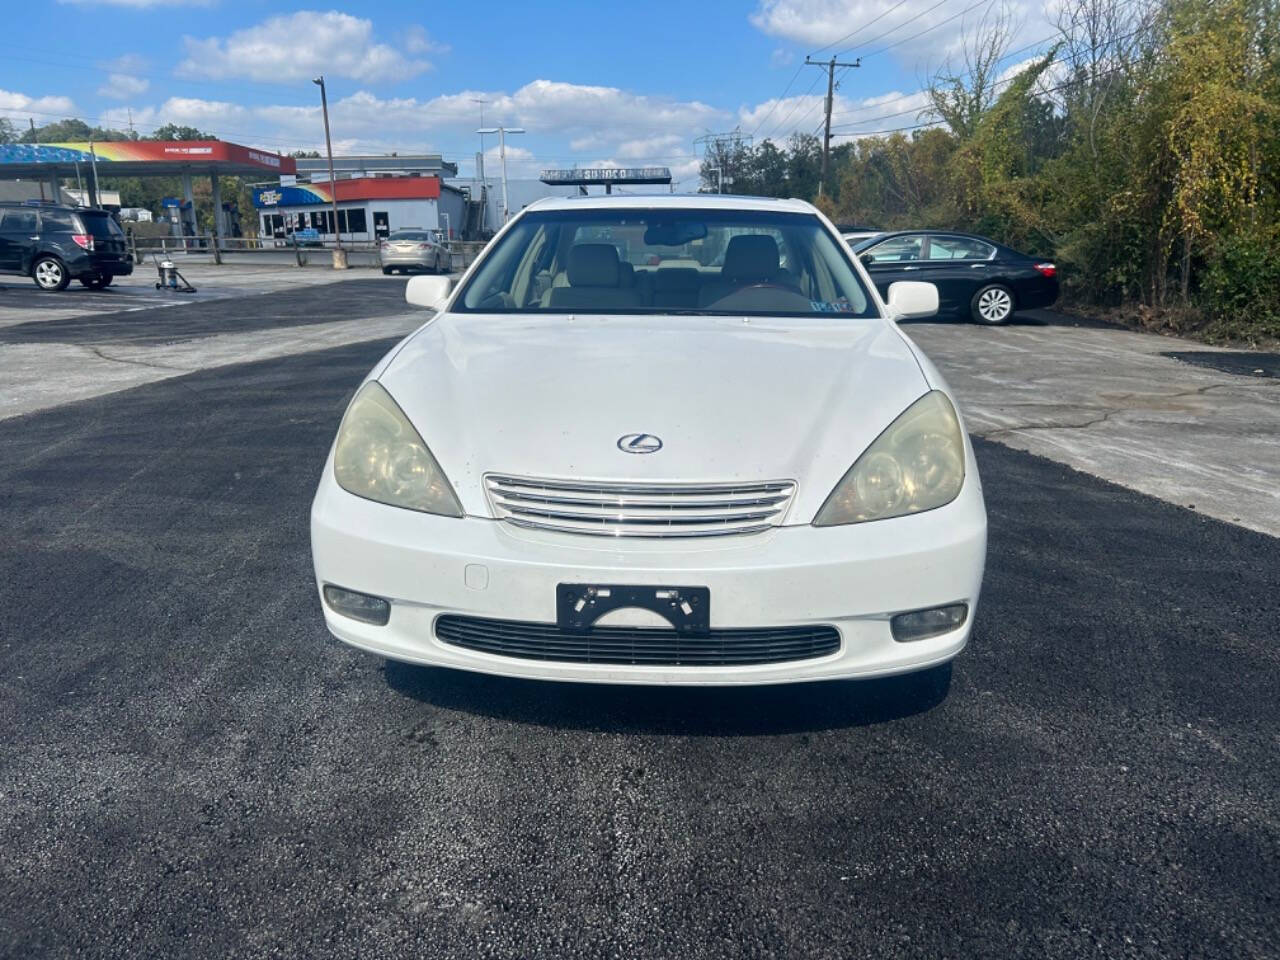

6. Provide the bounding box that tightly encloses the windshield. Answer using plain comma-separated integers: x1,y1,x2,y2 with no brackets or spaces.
79,213,125,239
455,208,878,317
389,231,432,241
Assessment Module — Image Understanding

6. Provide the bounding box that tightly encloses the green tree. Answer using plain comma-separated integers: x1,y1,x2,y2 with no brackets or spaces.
148,124,212,141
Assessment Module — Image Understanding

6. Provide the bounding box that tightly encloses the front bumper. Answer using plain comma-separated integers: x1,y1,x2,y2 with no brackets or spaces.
310,474,987,685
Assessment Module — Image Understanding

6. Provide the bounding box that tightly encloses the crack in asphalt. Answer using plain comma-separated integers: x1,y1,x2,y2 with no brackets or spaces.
84,344,189,373
978,383,1242,438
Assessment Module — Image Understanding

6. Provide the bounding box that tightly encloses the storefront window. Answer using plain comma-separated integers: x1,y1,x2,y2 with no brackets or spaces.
341,209,367,234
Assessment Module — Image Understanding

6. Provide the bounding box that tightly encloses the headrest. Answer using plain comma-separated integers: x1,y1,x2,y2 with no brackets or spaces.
722,235,779,283
567,244,620,287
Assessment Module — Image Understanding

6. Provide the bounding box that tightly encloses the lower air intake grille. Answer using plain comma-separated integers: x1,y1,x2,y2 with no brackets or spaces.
435,615,840,666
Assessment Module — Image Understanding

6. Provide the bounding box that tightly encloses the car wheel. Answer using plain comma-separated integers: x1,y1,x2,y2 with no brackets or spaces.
382,267,393,275
971,284,1014,324
33,256,70,291
80,274,113,289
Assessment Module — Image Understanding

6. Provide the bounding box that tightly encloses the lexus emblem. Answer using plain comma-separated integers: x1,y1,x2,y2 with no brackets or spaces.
617,433,663,454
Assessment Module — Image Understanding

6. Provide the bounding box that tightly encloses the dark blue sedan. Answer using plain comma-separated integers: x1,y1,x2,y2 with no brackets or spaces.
852,231,1058,324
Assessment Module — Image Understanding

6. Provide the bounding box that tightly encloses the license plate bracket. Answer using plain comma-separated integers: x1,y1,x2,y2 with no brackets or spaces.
556,584,710,635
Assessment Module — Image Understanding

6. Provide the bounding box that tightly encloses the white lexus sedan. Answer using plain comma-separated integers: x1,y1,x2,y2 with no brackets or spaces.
311,195,986,686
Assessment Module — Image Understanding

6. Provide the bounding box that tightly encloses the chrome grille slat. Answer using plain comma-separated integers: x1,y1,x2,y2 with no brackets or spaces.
491,489,792,509
484,474,796,538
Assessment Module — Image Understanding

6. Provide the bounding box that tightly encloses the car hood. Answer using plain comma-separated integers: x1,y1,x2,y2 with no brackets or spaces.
377,313,930,523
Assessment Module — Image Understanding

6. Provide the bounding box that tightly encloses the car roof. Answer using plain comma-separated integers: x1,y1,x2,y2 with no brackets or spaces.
522,193,818,215
0,202,107,214
0,201,76,210
861,229,999,245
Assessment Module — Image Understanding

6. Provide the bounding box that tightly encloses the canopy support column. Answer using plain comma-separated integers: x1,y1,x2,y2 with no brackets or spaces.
181,172,197,246
210,171,224,264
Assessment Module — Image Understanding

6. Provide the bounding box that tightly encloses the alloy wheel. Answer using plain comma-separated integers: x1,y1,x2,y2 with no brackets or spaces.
35,260,64,290
977,287,1013,323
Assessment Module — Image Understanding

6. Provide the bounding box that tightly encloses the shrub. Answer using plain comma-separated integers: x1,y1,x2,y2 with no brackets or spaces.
1199,227,1280,344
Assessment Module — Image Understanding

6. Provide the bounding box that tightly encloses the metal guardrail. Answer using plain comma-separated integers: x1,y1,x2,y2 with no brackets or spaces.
129,234,489,271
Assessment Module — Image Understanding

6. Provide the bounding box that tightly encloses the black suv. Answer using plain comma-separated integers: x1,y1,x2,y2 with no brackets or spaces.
0,202,134,291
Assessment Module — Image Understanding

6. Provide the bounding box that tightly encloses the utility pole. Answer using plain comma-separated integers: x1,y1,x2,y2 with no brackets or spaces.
313,75,346,268
89,141,101,207
30,120,44,200
477,125,525,223
805,55,860,197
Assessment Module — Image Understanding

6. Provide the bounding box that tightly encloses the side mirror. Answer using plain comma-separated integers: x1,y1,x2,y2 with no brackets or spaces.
860,252,875,266
886,281,939,320
406,274,454,311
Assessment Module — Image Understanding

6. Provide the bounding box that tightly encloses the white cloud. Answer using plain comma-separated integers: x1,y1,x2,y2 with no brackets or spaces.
404,25,449,55
0,89,77,123
99,81,727,166
98,73,149,99
177,11,432,84
749,0,1048,67
97,55,150,99
738,87,934,143
771,47,796,67
614,134,685,160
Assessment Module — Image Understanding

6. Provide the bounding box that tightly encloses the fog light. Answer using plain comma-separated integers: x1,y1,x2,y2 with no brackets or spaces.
323,584,391,625
890,603,967,642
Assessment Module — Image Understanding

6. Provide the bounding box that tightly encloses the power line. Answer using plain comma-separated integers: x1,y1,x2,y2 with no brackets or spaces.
840,0,954,57
813,0,921,55
827,61,1133,140
828,24,1144,132
748,62,806,139
750,0,924,142
827,30,1063,124
862,0,1006,59
756,71,826,144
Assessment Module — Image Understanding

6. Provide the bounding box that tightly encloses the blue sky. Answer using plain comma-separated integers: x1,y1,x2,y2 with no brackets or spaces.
4,0,1057,186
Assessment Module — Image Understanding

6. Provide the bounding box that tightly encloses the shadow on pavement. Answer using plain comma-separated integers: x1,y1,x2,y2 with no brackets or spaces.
898,308,1119,330
383,658,953,735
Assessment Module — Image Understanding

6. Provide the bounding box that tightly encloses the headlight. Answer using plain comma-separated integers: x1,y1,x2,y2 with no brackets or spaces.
333,381,463,517
813,391,965,526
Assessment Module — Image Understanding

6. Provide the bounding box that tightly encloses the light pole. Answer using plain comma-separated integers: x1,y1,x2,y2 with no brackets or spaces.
313,75,346,268
477,125,524,223
708,165,723,193
470,98,489,232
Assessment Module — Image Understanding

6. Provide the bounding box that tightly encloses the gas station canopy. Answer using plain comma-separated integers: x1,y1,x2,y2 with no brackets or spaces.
0,141,297,179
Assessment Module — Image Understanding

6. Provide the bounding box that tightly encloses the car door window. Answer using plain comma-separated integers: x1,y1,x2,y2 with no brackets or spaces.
866,235,924,262
41,210,77,232
926,236,994,260
1,210,38,235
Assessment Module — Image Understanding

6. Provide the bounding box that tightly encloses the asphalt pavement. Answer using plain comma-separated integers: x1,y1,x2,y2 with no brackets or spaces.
1,335,1276,958
0,277,411,346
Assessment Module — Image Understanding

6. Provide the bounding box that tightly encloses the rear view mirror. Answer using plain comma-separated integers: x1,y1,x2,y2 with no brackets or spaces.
860,253,875,266
886,281,939,320
406,275,454,311
643,221,708,246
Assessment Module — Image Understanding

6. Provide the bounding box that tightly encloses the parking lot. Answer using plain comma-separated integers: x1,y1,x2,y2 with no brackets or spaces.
1,267,1277,957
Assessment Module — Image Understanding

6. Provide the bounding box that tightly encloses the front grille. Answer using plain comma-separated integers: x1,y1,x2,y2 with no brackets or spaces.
435,615,840,666
484,474,797,538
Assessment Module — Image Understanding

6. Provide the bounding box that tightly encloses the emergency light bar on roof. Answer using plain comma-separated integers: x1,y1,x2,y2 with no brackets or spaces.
540,167,672,186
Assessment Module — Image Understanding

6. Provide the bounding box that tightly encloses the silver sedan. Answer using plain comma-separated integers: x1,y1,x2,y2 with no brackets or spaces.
380,230,449,275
